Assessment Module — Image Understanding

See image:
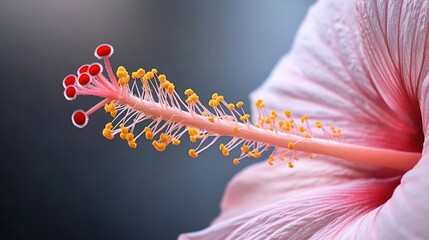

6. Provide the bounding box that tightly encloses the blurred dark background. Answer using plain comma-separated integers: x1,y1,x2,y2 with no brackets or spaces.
0,0,315,239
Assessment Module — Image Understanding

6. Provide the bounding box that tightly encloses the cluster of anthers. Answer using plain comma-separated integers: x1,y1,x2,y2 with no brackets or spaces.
63,44,419,171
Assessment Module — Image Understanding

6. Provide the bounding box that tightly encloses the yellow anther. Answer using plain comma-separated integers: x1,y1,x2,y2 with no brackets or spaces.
216,95,224,103
336,129,342,137
208,100,215,107
283,126,291,132
167,83,175,94
301,114,309,123
172,139,181,145
219,143,225,151
117,67,130,86
120,126,129,134
120,132,127,139
157,142,167,152
247,152,252,157
105,122,113,129
254,99,266,108
211,93,218,100
240,114,250,122
269,110,278,120
188,127,199,136
236,101,244,108
109,102,115,110
145,71,154,79
233,158,240,166
268,155,275,166
120,127,129,139
315,121,323,128
185,98,192,105
305,134,312,138
233,126,239,133
184,88,194,96
152,140,166,152
309,155,315,159
158,74,166,82
222,148,229,157
252,149,261,158
132,68,145,79
189,93,199,103
201,111,208,116
125,132,135,142
160,133,171,144
117,72,127,78
288,142,295,150
188,149,198,158
189,136,197,143
110,109,117,118
128,141,137,149
137,68,146,76
288,161,294,168
240,145,250,153
208,116,215,123
118,77,129,86
143,127,151,132
228,103,235,110
264,118,271,124
116,70,128,78
160,80,170,89
104,101,115,113
299,125,306,133
284,110,292,118
145,131,154,140
102,128,114,140
269,126,274,131
151,68,158,74
254,124,260,128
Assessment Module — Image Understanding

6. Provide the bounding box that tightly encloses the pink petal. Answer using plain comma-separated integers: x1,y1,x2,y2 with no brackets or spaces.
336,1,429,238
250,0,422,152
179,177,399,240
181,0,428,238
212,157,392,225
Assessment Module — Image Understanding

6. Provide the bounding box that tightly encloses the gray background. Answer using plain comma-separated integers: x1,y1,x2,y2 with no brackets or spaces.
0,0,315,239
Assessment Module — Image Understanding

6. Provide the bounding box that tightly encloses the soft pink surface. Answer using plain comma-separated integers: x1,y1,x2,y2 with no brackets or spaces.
180,0,428,239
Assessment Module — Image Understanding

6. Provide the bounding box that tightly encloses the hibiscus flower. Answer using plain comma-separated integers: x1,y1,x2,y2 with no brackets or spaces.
179,0,428,239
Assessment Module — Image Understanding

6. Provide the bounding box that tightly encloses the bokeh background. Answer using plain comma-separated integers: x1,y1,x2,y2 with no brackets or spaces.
0,0,315,239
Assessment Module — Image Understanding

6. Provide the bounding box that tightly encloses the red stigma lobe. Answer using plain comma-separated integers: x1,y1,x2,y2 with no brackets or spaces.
72,110,88,128
89,63,102,76
78,73,90,86
64,86,77,100
63,75,76,88
95,44,113,59
78,65,89,74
